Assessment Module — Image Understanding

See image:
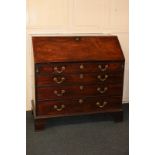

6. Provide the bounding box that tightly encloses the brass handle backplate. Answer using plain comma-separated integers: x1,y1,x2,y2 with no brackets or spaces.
53,66,65,73
80,74,84,79
53,104,65,111
96,101,107,108
53,77,65,84
80,85,84,90
54,90,66,96
78,99,83,104
97,75,108,82
98,64,108,72
80,64,84,69
97,87,108,94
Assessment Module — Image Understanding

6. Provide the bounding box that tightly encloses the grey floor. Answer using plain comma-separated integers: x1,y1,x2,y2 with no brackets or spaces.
26,104,129,155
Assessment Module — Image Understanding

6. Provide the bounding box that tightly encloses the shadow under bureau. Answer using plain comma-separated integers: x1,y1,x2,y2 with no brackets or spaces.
31,36,125,131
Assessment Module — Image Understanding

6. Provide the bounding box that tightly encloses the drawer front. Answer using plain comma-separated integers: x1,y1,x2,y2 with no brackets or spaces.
36,84,123,100
35,62,124,74
36,96,122,116
36,73,123,86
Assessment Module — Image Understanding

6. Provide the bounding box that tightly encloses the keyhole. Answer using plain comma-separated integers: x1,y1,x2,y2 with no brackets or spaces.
75,37,80,41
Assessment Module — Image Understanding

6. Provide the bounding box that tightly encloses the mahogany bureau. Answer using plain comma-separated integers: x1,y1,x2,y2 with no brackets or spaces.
31,36,125,131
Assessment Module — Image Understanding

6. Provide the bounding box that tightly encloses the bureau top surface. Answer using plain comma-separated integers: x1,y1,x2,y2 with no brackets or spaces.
32,36,125,63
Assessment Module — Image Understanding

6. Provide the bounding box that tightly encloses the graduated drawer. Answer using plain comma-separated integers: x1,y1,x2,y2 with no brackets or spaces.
36,73,123,86
35,62,124,75
36,84,123,101
36,96,122,116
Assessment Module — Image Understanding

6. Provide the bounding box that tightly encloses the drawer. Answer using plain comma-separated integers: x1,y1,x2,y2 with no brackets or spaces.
35,62,124,75
36,84,123,101
36,73,124,86
36,96,122,116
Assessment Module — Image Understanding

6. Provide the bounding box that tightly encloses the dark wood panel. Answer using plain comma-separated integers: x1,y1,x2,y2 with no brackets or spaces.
36,96,122,116
32,36,125,63
36,73,124,86
35,62,124,74
36,84,123,100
